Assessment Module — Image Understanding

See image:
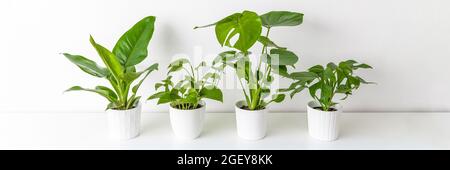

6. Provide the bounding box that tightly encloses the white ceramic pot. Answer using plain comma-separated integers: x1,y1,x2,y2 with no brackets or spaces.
106,104,141,140
235,101,268,140
169,101,206,140
307,101,342,141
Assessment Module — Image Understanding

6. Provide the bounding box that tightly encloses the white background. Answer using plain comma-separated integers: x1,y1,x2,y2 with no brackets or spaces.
1,0,450,113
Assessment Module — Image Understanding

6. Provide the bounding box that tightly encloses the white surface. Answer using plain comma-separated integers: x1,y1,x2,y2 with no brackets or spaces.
1,112,449,150
1,0,450,113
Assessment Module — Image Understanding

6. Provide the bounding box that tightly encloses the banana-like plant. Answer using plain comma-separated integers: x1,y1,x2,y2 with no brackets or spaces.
195,11,303,110
63,16,158,110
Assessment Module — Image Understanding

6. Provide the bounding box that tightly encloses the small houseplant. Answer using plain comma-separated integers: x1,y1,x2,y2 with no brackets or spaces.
148,58,223,140
195,10,304,140
63,16,158,140
284,60,373,141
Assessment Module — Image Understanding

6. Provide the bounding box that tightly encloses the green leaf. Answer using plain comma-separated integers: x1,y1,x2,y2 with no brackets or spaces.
214,11,262,52
147,91,166,100
336,85,351,94
106,102,119,110
128,96,141,109
258,36,286,49
65,86,117,103
132,63,159,93
121,63,157,84
271,65,289,77
320,84,333,103
113,16,156,67
195,61,207,70
356,76,374,84
308,65,324,75
260,11,304,28
157,89,181,104
200,86,223,102
324,67,336,82
265,49,298,66
63,53,109,78
168,58,189,74
212,51,237,65
234,57,251,80
308,82,321,99
271,94,286,103
290,86,306,98
202,72,220,81
155,83,164,90
289,72,318,81
169,58,189,67
355,63,373,69
89,36,124,81
327,62,338,70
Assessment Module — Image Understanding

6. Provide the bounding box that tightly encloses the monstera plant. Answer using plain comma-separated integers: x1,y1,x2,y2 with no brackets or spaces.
195,10,304,110
195,10,304,140
63,16,158,111
285,60,373,141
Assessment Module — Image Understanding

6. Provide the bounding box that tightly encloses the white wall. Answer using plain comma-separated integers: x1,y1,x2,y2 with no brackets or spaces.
1,0,450,113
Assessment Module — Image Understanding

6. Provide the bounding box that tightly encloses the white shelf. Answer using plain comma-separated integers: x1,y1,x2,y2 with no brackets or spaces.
1,112,449,150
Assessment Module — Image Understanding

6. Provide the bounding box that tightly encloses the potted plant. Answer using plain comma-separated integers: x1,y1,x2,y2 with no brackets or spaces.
63,16,158,140
284,60,373,141
195,10,304,140
148,58,223,140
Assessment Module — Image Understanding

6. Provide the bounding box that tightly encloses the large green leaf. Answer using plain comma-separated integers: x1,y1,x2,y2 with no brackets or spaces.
89,36,124,80
199,86,223,102
267,49,299,66
113,16,156,67
289,72,318,81
63,53,108,78
214,11,262,52
260,11,304,28
65,86,118,103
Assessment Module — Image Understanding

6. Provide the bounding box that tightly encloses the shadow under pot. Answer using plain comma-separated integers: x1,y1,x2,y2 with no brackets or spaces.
235,101,268,140
307,101,342,141
169,100,206,140
106,103,141,140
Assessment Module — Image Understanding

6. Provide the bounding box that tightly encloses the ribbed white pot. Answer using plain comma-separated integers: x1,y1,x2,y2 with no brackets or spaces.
106,104,141,140
307,101,342,141
169,101,206,140
235,101,268,140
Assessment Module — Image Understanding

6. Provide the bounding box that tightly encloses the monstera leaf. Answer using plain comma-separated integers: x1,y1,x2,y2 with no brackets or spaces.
195,11,262,52
260,11,303,28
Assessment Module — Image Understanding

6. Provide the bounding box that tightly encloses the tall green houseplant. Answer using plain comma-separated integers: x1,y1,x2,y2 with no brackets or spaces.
63,16,158,110
195,10,304,110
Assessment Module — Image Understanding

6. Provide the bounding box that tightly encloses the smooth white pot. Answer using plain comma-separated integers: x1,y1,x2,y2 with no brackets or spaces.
235,101,268,140
307,101,342,141
106,104,141,140
169,101,206,140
